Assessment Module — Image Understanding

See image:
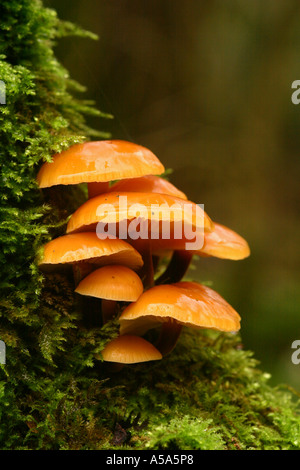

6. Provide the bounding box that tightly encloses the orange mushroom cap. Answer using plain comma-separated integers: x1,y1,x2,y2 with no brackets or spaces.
193,222,250,260
38,232,143,271
75,265,143,302
36,140,165,189
66,191,214,238
101,335,162,364
119,281,241,336
108,175,187,200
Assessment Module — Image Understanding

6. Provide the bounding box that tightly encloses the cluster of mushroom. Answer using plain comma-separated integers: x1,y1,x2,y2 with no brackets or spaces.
37,140,250,365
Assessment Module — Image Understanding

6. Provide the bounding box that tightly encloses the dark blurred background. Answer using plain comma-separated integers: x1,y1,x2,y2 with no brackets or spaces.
46,0,300,389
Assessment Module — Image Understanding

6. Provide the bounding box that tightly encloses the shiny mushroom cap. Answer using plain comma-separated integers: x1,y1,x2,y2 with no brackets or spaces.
66,191,214,236
75,265,143,302
119,281,241,336
101,335,162,364
38,232,143,271
36,140,165,188
109,175,187,200
194,222,250,260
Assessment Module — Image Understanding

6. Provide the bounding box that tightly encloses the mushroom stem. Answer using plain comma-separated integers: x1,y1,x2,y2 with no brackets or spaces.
81,295,102,328
72,262,94,287
101,299,117,324
73,263,101,329
155,250,193,285
133,239,154,289
87,181,110,199
155,320,183,356
73,267,103,328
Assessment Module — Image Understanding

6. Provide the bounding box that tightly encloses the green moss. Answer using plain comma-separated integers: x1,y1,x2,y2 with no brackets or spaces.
96,330,300,451
1,0,300,451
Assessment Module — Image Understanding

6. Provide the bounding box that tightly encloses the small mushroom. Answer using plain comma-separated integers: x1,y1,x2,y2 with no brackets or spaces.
38,232,144,285
101,335,162,364
193,222,250,260
119,281,241,355
37,140,165,198
75,265,143,324
155,221,250,285
66,191,213,234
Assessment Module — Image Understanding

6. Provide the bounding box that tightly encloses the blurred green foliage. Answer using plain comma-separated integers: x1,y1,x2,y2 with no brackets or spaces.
46,0,300,388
